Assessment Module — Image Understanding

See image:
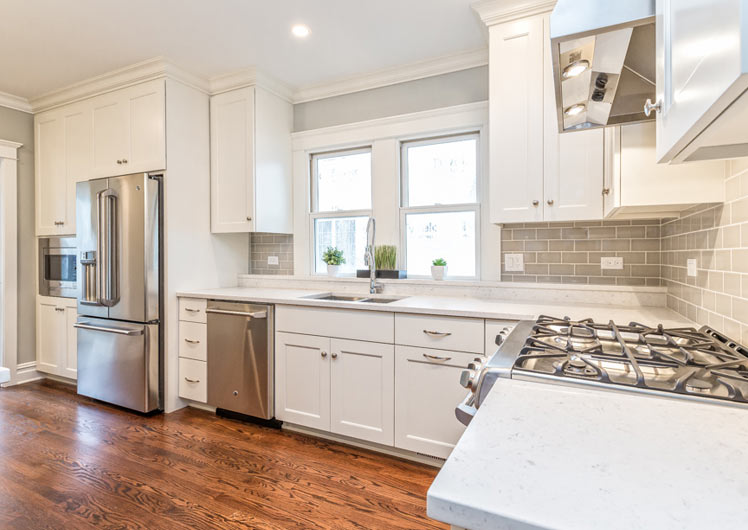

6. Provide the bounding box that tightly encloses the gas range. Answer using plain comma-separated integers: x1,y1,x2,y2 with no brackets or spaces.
456,315,748,425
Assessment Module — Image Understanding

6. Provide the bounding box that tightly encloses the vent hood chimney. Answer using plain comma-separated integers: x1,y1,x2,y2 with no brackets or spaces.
550,0,655,133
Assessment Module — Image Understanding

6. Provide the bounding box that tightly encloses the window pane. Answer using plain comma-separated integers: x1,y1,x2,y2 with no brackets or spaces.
405,211,476,277
405,137,477,207
315,151,371,212
314,216,368,274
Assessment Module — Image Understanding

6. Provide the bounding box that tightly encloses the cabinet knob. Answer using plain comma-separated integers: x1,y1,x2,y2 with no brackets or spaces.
643,98,662,117
547,199,554,206
321,351,327,358
246,216,252,222
532,200,539,207
122,159,128,164
602,188,610,195
331,352,338,359
54,307,65,312
116,159,122,164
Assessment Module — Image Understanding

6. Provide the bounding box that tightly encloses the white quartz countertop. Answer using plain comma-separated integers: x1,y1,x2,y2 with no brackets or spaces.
176,286,693,327
427,379,748,530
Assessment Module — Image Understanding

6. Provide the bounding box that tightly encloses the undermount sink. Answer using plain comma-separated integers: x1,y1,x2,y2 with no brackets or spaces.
359,297,405,304
302,293,406,304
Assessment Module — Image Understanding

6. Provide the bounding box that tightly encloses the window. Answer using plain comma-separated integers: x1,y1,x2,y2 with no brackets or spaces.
311,148,372,275
401,134,479,278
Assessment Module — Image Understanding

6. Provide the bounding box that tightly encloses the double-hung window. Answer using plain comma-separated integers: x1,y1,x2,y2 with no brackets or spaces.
310,148,372,275
401,133,479,279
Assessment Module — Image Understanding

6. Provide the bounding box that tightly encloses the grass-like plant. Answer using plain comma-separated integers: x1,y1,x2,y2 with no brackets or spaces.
432,258,447,267
375,245,398,270
322,247,346,266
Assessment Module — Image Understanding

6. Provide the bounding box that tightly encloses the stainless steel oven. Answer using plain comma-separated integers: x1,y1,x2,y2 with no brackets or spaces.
39,237,78,298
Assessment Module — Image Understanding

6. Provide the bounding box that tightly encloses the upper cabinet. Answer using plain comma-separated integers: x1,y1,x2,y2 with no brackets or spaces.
655,0,748,163
210,86,293,234
91,80,166,177
489,13,604,224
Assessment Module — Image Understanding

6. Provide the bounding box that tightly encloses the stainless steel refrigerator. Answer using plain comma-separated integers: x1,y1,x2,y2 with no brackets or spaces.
75,172,162,413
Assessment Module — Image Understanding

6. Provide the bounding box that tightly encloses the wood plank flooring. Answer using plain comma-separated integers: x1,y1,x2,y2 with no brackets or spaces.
0,380,446,529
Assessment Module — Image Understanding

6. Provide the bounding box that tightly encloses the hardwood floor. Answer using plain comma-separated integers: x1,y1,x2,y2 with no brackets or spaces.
0,380,446,530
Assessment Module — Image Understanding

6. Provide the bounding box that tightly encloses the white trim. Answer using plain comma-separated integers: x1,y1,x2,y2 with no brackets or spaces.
0,142,19,387
2,361,44,387
209,67,294,102
0,91,32,114
293,47,488,104
0,140,23,159
471,0,556,26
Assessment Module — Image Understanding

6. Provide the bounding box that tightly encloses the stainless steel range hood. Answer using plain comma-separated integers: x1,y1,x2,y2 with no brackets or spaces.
550,0,655,133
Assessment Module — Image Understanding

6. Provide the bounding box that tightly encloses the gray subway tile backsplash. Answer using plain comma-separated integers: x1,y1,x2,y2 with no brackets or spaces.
248,233,294,275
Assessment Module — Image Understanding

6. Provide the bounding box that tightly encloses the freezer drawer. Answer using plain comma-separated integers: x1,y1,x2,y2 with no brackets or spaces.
75,317,161,412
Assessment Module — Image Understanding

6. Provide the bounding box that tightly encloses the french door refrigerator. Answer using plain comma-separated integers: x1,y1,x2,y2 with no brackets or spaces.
75,172,163,413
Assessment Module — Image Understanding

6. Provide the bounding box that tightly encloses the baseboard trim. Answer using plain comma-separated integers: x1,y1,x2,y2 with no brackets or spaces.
282,424,445,468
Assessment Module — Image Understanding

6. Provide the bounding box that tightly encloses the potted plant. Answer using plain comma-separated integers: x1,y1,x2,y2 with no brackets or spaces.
322,246,345,277
431,258,447,280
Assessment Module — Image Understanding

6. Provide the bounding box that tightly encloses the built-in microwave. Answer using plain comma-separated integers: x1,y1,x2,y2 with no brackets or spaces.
39,237,77,298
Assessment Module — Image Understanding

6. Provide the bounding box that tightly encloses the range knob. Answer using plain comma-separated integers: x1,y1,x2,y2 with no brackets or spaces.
460,369,478,390
467,360,482,371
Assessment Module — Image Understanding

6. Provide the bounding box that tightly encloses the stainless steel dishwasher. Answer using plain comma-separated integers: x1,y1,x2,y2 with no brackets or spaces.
206,300,274,420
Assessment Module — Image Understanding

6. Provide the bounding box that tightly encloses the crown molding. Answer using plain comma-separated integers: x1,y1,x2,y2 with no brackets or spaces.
292,47,488,104
0,139,23,159
471,0,556,26
0,91,32,114
209,67,294,102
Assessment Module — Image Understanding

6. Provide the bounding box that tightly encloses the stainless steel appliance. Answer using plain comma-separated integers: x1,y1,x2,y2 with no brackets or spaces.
207,300,274,420
550,0,655,132
39,237,78,298
74,172,162,413
456,315,748,425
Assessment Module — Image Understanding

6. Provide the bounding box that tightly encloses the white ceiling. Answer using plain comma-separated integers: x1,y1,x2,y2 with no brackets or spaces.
0,0,487,100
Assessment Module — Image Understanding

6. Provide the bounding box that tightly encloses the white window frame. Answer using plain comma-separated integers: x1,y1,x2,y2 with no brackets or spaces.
399,132,481,279
309,147,373,276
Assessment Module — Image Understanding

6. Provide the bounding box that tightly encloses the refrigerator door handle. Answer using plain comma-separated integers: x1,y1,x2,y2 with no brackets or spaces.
74,322,144,336
97,188,120,307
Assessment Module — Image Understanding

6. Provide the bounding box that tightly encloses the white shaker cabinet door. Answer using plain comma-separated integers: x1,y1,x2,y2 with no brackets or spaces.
330,339,394,446
35,113,67,236
36,300,66,375
275,332,331,431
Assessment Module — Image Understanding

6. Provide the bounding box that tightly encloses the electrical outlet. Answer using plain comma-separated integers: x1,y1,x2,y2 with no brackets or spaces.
505,253,524,272
267,256,279,266
601,257,624,270
687,259,697,277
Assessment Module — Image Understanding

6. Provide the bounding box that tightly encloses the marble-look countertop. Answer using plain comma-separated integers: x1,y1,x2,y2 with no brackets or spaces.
176,286,694,327
427,379,748,530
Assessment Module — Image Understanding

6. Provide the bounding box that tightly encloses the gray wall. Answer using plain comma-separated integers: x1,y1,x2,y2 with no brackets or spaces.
293,66,488,132
0,106,35,364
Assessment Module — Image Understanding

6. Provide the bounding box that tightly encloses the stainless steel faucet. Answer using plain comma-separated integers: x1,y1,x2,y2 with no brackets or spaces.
365,217,383,294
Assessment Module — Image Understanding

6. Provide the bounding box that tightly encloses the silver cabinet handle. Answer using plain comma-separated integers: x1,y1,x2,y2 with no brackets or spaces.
331,352,338,359
184,307,200,313
643,98,662,117
205,308,267,319
423,329,452,338
602,188,610,195
532,200,539,206
246,216,252,221
74,322,143,336
184,338,200,344
54,307,65,312
422,353,452,362
184,377,200,383
321,351,327,358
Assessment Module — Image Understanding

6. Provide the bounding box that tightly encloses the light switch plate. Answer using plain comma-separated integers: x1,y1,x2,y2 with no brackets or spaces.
601,257,624,270
687,258,697,277
267,256,279,266
505,253,524,272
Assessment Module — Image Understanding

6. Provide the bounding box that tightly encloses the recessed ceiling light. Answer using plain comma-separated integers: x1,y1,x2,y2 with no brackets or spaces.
564,103,586,117
291,24,311,38
562,60,590,79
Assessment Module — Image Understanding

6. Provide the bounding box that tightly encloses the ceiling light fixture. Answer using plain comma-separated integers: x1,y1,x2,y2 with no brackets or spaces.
562,59,590,79
564,103,586,117
291,24,311,38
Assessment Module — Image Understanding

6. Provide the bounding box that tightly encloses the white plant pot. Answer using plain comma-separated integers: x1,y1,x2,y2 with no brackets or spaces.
327,264,340,277
430,265,447,281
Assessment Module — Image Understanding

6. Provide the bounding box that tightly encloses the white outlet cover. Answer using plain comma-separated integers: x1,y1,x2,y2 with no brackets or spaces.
687,259,697,277
601,256,624,270
505,253,524,272
267,256,279,266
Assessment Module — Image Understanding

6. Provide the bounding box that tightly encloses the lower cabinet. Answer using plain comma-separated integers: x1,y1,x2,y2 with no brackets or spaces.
394,346,479,459
36,296,78,379
275,332,395,445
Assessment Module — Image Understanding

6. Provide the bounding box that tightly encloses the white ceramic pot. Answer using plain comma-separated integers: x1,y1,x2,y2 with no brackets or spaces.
430,265,446,281
327,264,340,277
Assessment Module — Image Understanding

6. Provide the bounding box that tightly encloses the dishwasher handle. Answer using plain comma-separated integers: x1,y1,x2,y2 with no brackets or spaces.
205,308,267,319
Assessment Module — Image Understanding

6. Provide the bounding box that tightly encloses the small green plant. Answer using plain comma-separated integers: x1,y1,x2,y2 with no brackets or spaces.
375,245,397,270
322,247,346,266
432,258,447,267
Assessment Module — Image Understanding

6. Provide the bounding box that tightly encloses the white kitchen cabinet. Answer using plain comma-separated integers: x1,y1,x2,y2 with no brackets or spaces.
91,79,166,177
394,346,479,459
34,103,91,236
275,332,331,430
655,0,748,163
489,13,603,223
36,296,77,379
330,338,394,445
210,86,292,233
604,122,726,218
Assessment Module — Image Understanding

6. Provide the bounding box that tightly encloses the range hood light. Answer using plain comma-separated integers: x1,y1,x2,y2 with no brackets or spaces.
564,103,586,117
562,60,590,79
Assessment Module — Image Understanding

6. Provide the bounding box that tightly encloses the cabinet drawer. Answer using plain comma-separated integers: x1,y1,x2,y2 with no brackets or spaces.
179,358,207,403
395,314,484,353
179,321,207,361
276,305,394,343
179,298,207,323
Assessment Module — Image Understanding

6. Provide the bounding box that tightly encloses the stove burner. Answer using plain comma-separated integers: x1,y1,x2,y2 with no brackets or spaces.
568,356,586,369
685,378,712,394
